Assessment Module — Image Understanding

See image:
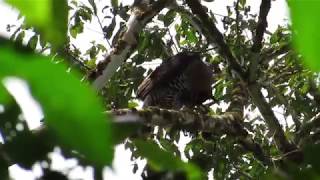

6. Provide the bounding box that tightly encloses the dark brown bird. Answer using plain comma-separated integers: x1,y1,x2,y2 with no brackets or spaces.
137,52,213,109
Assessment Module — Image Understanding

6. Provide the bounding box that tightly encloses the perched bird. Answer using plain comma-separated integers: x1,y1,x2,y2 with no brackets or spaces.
137,52,213,109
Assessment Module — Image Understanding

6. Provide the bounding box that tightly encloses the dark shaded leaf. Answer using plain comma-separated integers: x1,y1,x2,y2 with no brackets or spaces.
27,35,38,49
134,140,202,180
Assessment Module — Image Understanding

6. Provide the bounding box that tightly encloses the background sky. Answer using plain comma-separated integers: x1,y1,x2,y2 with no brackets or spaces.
0,0,289,179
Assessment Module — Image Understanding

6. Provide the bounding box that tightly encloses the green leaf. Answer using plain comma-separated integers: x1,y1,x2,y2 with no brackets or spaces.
6,0,68,47
0,84,9,104
186,29,198,44
111,0,118,8
104,17,116,39
88,0,97,15
15,31,25,44
27,35,38,49
127,100,139,108
163,10,176,27
0,40,113,166
6,0,51,28
134,140,203,180
138,32,151,53
78,7,92,21
239,0,246,7
70,22,84,39
289,0,320,71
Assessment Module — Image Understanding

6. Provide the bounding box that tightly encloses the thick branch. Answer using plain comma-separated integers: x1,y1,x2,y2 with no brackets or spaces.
114,107,272,164
251,0,271,52
248,0,271,82
247,83,297,154
0,106,283,167
264,83,301,130
184,0,245,78
226,81,272,165
89,0,170,90
234,0,241,50
112,108,246,136
226,81,247,115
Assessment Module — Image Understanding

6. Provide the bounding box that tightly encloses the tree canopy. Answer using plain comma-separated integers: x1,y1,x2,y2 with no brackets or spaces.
1,0,320,179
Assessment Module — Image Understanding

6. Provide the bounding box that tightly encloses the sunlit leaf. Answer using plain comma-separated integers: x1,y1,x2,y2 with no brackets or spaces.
6,0,68,47
289,0,320,70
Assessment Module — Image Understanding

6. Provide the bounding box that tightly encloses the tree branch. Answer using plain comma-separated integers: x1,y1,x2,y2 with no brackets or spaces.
184,0,245,78
248,0,271,83
263,43,291,64
308,77,320,107
264,83,301,130
251,0,271,53
297,113,320,145
227,81,272,165
112,108,246,136
247,83,297,154
89,0,170,90
234,0,241,51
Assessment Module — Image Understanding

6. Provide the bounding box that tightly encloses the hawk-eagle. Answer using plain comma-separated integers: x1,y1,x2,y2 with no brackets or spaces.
137,52,213,109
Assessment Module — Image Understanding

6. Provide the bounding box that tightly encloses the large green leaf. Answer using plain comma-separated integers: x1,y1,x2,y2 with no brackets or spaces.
0,41,113,166
289,0,320,70
134,140,203,180
6,0,68,47
0,84,9,104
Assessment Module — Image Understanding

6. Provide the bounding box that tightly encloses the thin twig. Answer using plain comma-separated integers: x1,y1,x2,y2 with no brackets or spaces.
95,15,112,48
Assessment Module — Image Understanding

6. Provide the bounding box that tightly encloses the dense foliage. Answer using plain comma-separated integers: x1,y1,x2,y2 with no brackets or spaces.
1,0,320,179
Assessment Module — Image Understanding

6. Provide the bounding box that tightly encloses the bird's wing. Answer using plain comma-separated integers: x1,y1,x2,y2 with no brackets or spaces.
136,52,200,100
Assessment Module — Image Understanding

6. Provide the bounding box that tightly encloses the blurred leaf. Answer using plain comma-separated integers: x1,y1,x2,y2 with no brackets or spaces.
15,30,25,44
0,41,113,166
104,17,116,39
240,0,246,7
186,29,198,44
27,35,38,49
97,44,107,52
70,22,84,38
0,157,9,180
289,0,320,71
111,0,118,8
0,84,9,104
78,7,92,21
88,0,97,15
112,122,143,144
138,31,151,53
134,140,203,180
41,169,69,180
128,100,139,108
303,144,320,172
6,0,68,47
159,138,180,156
158,10,176,27
5,131,53,169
